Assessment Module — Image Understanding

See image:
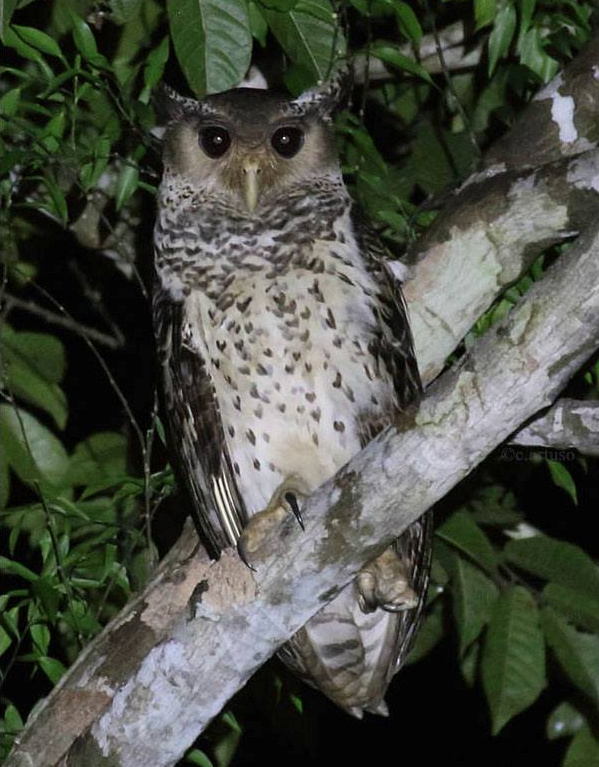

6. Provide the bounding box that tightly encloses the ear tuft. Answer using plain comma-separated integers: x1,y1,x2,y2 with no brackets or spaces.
153,83,205,124
290,63,353,118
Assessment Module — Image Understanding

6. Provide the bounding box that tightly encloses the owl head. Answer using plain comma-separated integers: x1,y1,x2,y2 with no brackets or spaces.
158,71,350,213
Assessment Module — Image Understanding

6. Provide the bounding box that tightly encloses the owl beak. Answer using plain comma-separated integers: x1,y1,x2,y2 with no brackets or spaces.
242,161,261,212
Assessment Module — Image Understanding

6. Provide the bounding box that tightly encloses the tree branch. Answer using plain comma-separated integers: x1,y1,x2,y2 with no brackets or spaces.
353,22,484,80
403,148,599,384
7,218,599,767
510,398,599,457
1,293,124,349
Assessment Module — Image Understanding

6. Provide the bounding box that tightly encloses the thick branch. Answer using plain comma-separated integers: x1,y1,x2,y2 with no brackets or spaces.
403,148,599,384
510,398,599,457
484,34,599,171
7,217,599,767
401,34,598,384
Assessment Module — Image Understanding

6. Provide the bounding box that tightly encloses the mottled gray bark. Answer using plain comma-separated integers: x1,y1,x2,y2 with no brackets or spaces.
511,399,599,457
7,221,599,767
404,148,599,384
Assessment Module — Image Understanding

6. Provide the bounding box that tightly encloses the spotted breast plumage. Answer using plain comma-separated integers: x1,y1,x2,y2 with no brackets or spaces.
153,76,432,717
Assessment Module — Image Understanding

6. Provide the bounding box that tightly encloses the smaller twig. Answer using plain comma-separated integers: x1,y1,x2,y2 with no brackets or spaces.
426,7,481,159
1,293,123,350
68,261,126,347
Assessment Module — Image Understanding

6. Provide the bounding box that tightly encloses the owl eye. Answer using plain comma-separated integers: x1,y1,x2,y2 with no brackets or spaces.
271,126,304,158
199,126,231,158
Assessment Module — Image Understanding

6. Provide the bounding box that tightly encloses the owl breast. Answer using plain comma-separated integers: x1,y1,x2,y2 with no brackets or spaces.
183,224,395,514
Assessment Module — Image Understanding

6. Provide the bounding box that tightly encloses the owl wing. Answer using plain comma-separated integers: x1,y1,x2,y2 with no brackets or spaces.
153,286,248,556
351,205,422,410
351,207,433,673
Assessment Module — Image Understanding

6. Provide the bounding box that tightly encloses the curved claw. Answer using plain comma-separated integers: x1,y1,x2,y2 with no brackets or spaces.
284,491,305,531
236,539,258,572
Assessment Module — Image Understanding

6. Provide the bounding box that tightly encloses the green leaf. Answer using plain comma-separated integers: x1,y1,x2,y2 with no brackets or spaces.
2,325,68,429
32,576,61,621
1,0,19,37
517,0,536,45
482,586,546,734
370,45,433,84
518,27,559,82
1,703,23,736
3,25,43,64
460,639,480,687
2,327,66,383
214,710,243,766
168,0,252,96
143,35,170,93
30,622,51,655
38,656,67,684
546,459,578,505
248,1,268,46
437,511,498,575
504,536,599,601
1,442,10,509
393,1,422,43
0,87,21,117
0,404,70,491
261,0,342,82
11,24,66,61
0,555,38,582
563,726,599,767
115,163,139,211
450,553,500,654
0,625,12,658
71,13,99,61
107,0,144,24
488,2,516,75
543,583,599,633
185,749,215,767
546,701,584,741
40,174,69,225
474,0,497,30
541,608,599,702
69,432,128,486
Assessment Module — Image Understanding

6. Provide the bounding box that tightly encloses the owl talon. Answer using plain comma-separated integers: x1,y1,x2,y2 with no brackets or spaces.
237,480,308,568
356,547,419,614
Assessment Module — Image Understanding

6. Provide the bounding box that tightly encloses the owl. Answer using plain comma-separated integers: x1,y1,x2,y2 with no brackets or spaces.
153,73,432,718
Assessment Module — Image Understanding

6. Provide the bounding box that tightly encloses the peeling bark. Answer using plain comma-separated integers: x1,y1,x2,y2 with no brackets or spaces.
6,221,599,767
510,398,599,456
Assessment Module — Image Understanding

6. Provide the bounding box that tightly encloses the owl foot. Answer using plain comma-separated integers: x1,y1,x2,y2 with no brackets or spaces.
237,478,308,568
356,547,419,614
